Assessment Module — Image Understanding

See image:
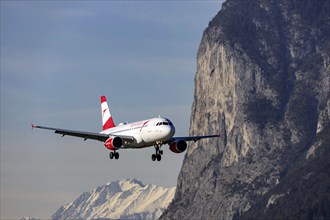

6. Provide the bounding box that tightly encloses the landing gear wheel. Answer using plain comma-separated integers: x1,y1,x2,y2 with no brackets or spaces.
153,143,164,161
109,151,119,160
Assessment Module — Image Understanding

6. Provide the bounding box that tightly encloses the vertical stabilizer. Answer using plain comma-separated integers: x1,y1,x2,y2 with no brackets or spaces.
101,96,116,130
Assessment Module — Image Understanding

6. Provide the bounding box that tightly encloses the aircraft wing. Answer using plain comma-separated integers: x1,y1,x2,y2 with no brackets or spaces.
32,124,109,142
32,124,136,143
170,134,220,143
105,133,135,142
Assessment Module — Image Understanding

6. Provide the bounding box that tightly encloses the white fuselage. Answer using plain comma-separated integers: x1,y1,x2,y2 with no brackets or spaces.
100,117,175,149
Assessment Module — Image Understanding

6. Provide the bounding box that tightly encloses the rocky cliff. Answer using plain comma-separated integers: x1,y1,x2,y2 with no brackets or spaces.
162,0,330,219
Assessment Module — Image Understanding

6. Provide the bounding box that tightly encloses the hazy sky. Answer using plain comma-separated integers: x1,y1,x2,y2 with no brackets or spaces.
1,1,223,219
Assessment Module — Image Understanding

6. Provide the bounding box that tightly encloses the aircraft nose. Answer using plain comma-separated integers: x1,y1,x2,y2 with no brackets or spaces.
165,124,175,139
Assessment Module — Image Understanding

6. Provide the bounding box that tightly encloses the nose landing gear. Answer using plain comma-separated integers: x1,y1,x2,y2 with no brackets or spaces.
152,143,163,161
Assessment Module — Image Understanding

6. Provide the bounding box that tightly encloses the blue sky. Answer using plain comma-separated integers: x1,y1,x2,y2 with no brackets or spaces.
1,1,223,219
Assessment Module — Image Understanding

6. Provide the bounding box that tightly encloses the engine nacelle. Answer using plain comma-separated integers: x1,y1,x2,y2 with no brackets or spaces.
104,136,123,150
169,140,187,153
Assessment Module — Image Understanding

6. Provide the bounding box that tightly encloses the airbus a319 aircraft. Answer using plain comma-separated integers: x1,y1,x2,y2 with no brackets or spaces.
32,96,219,161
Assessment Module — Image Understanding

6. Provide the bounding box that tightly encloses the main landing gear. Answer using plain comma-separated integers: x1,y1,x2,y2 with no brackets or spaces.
152,144,163,162
109,151,119,160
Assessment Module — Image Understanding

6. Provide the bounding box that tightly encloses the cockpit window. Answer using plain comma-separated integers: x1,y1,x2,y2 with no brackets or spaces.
156,121,172,126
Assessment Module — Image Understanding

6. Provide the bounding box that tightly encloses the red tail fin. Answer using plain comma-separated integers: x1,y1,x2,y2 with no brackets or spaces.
101,96,116,130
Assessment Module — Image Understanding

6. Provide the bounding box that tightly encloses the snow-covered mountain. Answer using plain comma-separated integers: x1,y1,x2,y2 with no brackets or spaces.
51,179,175,220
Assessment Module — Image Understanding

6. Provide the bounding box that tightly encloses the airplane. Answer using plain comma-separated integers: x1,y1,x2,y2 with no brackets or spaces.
32,96,219,161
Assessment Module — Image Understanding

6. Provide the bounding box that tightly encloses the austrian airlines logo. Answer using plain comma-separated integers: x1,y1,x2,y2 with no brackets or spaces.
103,108,107,115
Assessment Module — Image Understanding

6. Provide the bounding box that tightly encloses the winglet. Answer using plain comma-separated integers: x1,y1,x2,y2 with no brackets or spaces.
31,123,35,130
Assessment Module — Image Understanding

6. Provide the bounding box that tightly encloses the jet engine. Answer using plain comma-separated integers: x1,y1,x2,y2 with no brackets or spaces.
169,140,187,153
104,136,123,150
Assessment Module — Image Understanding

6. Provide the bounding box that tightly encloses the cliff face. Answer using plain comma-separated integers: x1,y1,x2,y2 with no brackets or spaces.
162,0,330,219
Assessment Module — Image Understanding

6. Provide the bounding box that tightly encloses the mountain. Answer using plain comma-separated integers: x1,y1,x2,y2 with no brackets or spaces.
51,179,175,220
162,0,330,220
